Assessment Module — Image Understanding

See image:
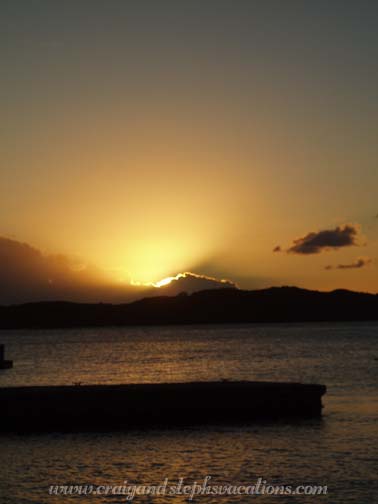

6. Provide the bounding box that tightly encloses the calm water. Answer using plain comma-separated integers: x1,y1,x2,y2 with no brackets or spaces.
0,323,377,503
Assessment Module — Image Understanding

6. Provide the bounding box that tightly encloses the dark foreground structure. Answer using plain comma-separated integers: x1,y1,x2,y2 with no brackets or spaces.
0,344,13,369
0,381,326,432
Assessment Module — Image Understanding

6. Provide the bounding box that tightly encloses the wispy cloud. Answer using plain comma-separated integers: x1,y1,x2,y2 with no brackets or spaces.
325,257,372,270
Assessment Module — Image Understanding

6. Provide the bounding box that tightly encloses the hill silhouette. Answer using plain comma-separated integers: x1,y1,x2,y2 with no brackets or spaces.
0,286,377,329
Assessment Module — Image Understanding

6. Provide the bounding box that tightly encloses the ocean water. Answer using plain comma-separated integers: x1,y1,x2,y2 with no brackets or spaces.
0,322,377,503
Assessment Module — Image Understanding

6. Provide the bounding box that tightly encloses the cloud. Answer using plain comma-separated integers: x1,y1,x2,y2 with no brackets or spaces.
0,237,237,304
0,236,117,303
287,224,361,255
154,272,237,294
325,257,372,270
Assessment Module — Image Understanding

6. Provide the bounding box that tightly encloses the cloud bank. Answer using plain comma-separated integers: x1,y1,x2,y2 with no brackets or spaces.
0,236,119,304
0,237,237,304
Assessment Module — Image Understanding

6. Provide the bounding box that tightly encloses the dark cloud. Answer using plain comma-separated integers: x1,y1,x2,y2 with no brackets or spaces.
156,272,237,295
287,224,360,255
273,245,281,253
325,257,372,270
0,236,121,304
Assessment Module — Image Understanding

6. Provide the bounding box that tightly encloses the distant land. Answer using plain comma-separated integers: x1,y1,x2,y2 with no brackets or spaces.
0,286,378,329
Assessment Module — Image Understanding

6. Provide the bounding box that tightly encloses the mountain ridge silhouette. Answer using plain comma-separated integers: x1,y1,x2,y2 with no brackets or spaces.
1,286,377,329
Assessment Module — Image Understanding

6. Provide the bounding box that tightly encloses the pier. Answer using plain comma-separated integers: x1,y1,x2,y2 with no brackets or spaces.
0,381,326,432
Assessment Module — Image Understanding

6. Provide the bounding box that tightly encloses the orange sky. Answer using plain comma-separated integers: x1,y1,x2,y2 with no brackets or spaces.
1,1,378,298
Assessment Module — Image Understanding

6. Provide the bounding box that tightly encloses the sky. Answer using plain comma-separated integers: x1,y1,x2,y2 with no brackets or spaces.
1,0,378,302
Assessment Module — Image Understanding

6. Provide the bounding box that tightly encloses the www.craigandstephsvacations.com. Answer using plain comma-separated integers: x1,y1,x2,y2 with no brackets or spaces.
49,476,328,500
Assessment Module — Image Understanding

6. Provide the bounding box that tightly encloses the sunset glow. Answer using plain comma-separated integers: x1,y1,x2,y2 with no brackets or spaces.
130,276,176,288
153,277,176,288
0,4,377,502
0,1,377,301
132,273,195,289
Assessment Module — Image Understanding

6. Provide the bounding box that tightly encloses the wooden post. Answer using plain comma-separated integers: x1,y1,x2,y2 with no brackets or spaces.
0,344,12,369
